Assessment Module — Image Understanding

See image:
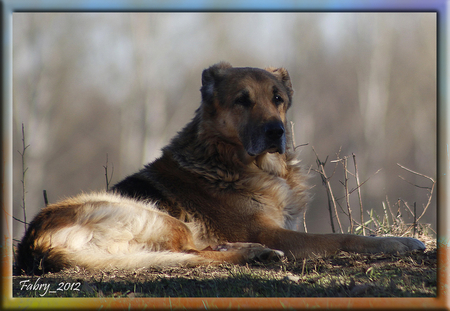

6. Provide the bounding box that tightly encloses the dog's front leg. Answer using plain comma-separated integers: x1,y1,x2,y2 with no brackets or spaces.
253,216,425,259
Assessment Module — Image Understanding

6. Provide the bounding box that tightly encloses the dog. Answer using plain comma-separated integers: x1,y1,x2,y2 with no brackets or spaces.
16,62,425,275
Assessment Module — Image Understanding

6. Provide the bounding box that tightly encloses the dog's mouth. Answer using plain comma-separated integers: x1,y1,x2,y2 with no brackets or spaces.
267,145,283,154
245,137,286,157
246,145,285,157
242,120,286,157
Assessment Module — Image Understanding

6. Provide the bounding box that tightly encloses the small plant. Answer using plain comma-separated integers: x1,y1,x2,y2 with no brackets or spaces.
312,147,434,238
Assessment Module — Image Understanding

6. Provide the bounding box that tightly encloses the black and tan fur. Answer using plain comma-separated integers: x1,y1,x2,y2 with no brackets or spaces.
17,62,424,275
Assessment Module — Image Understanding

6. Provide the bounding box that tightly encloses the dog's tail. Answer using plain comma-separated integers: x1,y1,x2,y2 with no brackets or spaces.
16,243,212,275
15,192,214,275
60,248,212,270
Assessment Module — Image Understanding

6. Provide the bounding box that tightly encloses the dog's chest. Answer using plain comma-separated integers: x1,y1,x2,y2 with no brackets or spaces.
247,154,307,229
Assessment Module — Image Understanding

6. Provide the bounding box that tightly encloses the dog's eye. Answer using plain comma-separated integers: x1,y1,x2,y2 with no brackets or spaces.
273,94,284,106
234,94,252,107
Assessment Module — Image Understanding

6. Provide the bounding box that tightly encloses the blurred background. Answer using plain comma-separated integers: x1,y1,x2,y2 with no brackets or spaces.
13,12,436,240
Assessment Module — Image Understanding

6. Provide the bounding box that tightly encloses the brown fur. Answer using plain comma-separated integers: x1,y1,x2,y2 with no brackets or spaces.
17,62,424,275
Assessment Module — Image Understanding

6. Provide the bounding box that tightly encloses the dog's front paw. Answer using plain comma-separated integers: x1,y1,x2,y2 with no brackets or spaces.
251,246,284,263
375,236,426,254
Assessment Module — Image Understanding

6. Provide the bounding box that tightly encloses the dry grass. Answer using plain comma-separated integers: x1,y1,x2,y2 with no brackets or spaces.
13,237,436,298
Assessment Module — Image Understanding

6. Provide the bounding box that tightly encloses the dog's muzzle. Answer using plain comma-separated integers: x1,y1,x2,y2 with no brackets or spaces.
265,121,284,142
264,121,286,154
245,121,286,156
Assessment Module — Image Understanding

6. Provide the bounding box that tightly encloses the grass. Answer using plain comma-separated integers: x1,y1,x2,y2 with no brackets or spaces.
13,237,436,298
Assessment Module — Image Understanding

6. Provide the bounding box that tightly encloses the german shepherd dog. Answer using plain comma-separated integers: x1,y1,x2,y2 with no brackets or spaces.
17,62,425,275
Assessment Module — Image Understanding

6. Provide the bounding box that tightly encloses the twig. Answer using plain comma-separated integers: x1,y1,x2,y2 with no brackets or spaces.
301,258,307,277
43,190,49,206
381,201,389,227
384,196,398,228
396,198,402,218
398,198,415,218
13,216,29,226
342,156,354,233
103,154,114,191
352,218,378,235
289,121,296,151
289,121,308,151
338,168,382,196
397,163,435,222
303,210,308,233
294,143,309,149
18,123,30,232
398,175,431,190
413,202,417,237
312,146,343,233
352,153,365,235
368,209,380,232
397,163,435,183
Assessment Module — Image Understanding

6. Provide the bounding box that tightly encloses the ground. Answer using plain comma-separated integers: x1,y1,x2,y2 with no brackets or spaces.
13,239,436,298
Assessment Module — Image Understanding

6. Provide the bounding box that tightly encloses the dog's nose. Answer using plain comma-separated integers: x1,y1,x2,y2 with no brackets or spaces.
265,122,285,140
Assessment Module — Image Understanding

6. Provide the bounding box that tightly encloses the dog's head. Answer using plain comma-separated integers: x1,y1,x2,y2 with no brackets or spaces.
200,62,293,158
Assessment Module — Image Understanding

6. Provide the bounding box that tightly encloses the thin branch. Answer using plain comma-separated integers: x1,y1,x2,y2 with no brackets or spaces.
398,198,415,218
334,168,382,201
312,146,343,233
342,156,354,233
13,216,29,226
351,218,378,235
302,210,308,233
352,153,365,236
398,175,431,190
348,168,383,196
381,201,390,227
396,198,402,218
385,195,397,226
19,123,30,232
289,121,296,151
289,121,308,151
43,190,49,206
397,163,435,183
328,147,342,180
103,154,114,191
418,185,435,222
413,202,417,237
397,163,435,222
294,143,309,150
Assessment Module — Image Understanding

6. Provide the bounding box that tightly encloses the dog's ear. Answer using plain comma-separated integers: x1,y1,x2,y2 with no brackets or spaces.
201,62,232,103
265,67,293,100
